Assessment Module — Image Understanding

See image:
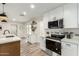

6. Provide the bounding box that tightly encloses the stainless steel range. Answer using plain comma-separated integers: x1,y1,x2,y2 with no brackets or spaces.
46,34,65,55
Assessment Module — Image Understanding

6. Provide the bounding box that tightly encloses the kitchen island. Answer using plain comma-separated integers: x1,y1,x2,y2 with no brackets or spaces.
0,36,21,56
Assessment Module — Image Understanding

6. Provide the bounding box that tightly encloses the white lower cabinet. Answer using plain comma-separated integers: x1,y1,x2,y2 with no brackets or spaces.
63,4,78,28
61,42,78,56
40,37,46,51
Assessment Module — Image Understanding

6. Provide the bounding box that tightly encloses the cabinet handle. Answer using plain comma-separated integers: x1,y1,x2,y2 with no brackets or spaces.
66,44,71,46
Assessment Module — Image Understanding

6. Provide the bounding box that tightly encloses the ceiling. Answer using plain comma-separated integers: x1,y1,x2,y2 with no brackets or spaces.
0,3,64,23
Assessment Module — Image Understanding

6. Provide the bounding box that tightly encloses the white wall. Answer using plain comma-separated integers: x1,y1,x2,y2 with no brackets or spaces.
0,22,17,35
24,18,42,43
0,22,26,38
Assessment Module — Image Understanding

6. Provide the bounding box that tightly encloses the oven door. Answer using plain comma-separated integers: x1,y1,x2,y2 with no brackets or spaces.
46,39,61,55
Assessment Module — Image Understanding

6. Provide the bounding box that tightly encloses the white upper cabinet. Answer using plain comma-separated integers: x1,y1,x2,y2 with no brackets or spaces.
43,3,79,29
43,14,50,29
63,4,78,28
43,6,64,29
49,6,64,21
78,3,79,27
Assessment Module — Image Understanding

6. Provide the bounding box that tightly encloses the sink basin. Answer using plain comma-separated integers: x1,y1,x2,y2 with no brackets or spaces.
6,35,14,38
0,34,15,38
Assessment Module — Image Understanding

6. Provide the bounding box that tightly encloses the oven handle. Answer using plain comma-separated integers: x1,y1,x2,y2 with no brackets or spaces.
46,38,61,43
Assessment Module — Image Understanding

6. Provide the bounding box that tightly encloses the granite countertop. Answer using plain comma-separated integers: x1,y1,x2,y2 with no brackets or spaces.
0,36,21,44
61,36,79,44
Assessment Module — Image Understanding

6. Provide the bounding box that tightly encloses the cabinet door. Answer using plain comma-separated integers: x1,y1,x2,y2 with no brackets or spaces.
78,3,79,27
43,14,49,29
61,42,78,56
40,37,46,51
0,41,20,56
50,6,63,20
64,4,78,28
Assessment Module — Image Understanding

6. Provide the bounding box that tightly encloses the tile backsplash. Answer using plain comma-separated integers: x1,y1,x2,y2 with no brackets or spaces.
63,28,79,35
46,28,79,36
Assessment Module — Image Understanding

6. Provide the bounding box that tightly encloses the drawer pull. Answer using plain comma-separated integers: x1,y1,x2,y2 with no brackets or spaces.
66,44,71,46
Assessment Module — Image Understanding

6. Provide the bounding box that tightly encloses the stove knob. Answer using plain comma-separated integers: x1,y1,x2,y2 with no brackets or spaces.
56,48,58,50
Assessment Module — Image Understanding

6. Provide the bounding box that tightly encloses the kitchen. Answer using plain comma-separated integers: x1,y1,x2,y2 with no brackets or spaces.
39,3,79,56
0,3,79,56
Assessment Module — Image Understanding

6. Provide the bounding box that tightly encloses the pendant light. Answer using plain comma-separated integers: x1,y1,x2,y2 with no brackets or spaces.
0,3,8,22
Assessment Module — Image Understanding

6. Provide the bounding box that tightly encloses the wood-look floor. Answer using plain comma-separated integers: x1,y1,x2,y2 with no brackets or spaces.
21,39,48,56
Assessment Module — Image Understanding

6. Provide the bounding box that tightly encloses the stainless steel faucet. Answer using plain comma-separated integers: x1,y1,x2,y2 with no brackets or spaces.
3,30,10,35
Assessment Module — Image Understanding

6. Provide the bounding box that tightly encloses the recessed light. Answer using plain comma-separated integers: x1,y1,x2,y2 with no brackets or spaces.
20,11,27,16
30,4,35,8
23,11,27,15
12,18,16,21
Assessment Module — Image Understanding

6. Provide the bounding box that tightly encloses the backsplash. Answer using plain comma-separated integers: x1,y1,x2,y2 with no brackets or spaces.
45,28,79,36
63,28,79,35
0,22,25,37
45,29,64,34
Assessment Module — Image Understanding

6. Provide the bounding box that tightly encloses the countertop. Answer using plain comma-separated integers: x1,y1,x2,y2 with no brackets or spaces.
0,36,21,44
61,36,79,44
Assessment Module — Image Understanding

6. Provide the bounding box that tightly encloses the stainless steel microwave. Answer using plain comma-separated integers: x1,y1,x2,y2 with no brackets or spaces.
48,19,63,29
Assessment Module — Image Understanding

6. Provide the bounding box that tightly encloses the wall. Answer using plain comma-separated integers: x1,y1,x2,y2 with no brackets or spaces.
17,23,26,38
25,17,42,43
63,28,79,35
0,22,25,38
0,22,17,35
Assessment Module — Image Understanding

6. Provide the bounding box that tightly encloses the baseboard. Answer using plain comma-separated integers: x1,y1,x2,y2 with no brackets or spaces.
41,49,49,56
